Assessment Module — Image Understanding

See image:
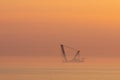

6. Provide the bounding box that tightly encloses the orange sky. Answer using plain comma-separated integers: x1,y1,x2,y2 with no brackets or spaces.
0,0,120,57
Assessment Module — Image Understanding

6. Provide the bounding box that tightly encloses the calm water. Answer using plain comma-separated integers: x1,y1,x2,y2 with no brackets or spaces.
0,57,120,80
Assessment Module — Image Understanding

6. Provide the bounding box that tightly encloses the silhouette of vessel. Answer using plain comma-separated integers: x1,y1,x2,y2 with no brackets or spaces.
60,44,84,63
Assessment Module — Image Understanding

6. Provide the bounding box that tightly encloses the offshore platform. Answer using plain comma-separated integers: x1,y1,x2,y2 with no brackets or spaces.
60,44,84,63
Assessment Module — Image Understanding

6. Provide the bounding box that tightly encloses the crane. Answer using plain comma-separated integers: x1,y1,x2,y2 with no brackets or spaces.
60,44,84,63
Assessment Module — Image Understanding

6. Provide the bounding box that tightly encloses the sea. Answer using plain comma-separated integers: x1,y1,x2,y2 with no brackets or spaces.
0,56,120,80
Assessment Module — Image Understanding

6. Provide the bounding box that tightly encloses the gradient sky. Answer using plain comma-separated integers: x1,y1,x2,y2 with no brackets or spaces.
0,0,120,57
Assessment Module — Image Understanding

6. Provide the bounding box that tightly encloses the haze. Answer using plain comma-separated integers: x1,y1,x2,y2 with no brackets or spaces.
0,0,120,57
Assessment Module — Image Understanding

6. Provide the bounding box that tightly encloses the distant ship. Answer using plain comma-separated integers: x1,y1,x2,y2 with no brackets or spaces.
60,44,84,63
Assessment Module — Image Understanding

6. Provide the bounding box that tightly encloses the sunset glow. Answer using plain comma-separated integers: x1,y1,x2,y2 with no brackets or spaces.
0,0,120,80
1,0,120,57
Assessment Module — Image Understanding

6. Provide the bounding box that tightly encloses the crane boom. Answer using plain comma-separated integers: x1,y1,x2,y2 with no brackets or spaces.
60,44,67,61
72,50,80,61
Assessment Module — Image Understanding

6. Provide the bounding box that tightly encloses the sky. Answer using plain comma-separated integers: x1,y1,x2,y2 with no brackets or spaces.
0,0,120,57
